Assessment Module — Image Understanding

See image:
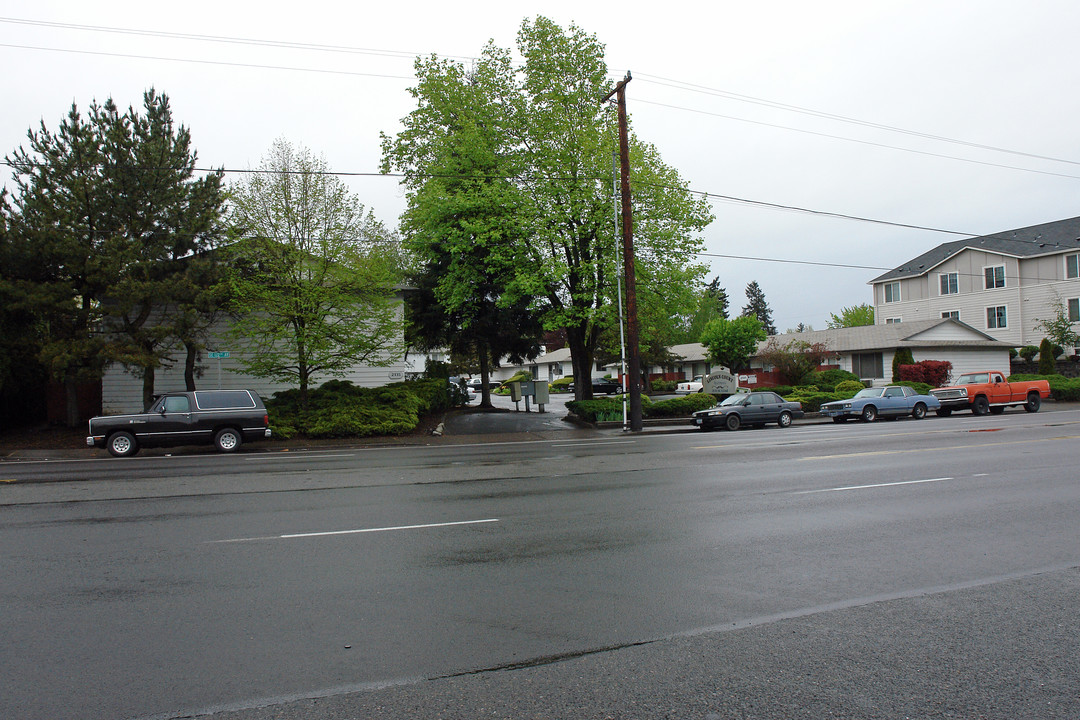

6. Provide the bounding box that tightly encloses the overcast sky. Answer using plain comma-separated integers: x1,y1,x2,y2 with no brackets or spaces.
4,1,1079,331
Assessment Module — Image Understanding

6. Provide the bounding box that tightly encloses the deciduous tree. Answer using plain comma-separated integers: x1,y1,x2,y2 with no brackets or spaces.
827,303,875,328
699,315,765,372
382,17,711,400
226,139,403,411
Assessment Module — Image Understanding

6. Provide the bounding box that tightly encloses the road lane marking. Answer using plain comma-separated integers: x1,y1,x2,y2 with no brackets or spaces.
210,518,499,544
795,477,952,494
552,440,636,448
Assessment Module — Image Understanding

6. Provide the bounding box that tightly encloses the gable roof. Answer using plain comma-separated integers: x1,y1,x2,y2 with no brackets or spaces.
758,318,1012,354
870,216,1080,284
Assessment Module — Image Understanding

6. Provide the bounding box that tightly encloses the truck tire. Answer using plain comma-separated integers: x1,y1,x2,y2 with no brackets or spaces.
1024,393,1041,413
107,431,139,458
971,396,990,415
214,428,242,453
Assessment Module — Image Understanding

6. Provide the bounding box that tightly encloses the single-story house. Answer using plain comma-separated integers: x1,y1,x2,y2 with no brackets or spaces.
750,317,1013,386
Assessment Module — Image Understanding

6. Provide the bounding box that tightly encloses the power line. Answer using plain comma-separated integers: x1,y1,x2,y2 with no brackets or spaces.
634,73,1080,169
0,16,471,62
633,97,1080,181
0,42,416,81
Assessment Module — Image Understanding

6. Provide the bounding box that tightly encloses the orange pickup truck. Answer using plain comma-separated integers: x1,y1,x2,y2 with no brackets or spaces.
930,371,1050,416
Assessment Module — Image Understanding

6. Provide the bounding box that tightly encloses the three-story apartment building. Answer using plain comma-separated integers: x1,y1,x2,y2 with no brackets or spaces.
870,216,1080,351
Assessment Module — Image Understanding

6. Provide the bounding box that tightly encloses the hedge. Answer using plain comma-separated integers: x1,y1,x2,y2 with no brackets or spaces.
567,392,717,422
265,378,454,439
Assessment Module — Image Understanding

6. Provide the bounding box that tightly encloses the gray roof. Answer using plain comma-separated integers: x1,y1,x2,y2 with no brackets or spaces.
668,342,710,363
871,216,1080,284
757,318,1013,354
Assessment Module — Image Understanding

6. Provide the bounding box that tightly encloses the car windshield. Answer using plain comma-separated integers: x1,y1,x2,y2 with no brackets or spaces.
853,388,886,398
718,394,747,406
955,373,988,384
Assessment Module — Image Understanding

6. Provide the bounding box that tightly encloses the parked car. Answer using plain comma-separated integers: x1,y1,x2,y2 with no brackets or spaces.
87,389,271,457
819,385,940,422
569,377,623,394
692,391,804,430
676,376,704,394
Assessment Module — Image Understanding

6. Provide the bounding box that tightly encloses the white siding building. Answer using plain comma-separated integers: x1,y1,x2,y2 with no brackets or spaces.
870,216,1080,350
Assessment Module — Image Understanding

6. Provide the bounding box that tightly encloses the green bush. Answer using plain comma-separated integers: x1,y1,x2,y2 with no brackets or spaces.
834,380,866,394
265,378,449,439
1019,345,1039,361
567,392,715,422
651,379,677,391
805,369,861,392
768,385,795,397
1039,338,1056,375
785,391,843,413
550,376,574,393
645,393,718,417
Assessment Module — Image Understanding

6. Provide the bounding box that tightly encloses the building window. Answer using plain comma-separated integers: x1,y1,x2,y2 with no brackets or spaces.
852,352,884,379
1069,298,1079,323
984,265,1006,289
941,310,960,320
1067,254,1079,279
939,272,959,295
885,317,901,324
987,305,1007,329
883,282,901,303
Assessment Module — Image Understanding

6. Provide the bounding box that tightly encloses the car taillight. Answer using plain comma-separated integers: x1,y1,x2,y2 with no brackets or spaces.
263,414,269,426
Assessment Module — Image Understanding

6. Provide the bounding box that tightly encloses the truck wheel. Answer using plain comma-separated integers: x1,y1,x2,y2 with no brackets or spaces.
911,403,926,419
777,411,792,428
725,414,741,431
861,405,878,422
214,428,242,453
107,431,139,458
972,396,990,415
1024,393,1041,413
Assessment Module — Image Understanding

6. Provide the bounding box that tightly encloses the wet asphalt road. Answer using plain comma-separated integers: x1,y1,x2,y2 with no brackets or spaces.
1,403,1079,719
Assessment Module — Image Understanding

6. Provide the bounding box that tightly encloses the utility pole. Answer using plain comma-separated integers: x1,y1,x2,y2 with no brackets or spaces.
601,71,643,431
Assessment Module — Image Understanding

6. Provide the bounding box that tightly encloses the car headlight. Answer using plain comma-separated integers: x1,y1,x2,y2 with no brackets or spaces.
843,403,852,409
959,389,968,397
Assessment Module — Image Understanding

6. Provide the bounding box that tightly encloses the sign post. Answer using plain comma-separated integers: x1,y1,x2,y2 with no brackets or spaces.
207,351,230,389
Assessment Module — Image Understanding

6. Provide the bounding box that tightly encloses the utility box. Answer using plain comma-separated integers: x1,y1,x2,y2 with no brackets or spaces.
509,382,522,402
533,381,549,404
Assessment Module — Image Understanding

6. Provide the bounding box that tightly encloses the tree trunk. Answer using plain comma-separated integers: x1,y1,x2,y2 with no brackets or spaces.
477,345,493,409
184,342,198,391
566,324,594,401
64,372,80,428
142,366,156,410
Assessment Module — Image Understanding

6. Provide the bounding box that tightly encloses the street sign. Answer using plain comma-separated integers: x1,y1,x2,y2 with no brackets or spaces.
207,351,230,359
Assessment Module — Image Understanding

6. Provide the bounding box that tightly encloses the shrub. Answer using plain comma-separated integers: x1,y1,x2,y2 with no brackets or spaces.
892,348,914,382
651,379,677,391
834,380,865,395
1009,348,1018,359
768,385,796,397
785,391,842,413
550,377,574,393
804,369,860,392
265,378,446,439
898,360,951,387
1019,345,1039,361
1039,338,1056,375
645,393,718,417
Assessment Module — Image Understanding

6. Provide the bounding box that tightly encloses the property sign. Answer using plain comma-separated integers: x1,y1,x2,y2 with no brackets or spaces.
388,371,404,380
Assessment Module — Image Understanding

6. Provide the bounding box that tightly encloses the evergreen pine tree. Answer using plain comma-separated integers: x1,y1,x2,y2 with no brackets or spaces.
741,281,776,335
